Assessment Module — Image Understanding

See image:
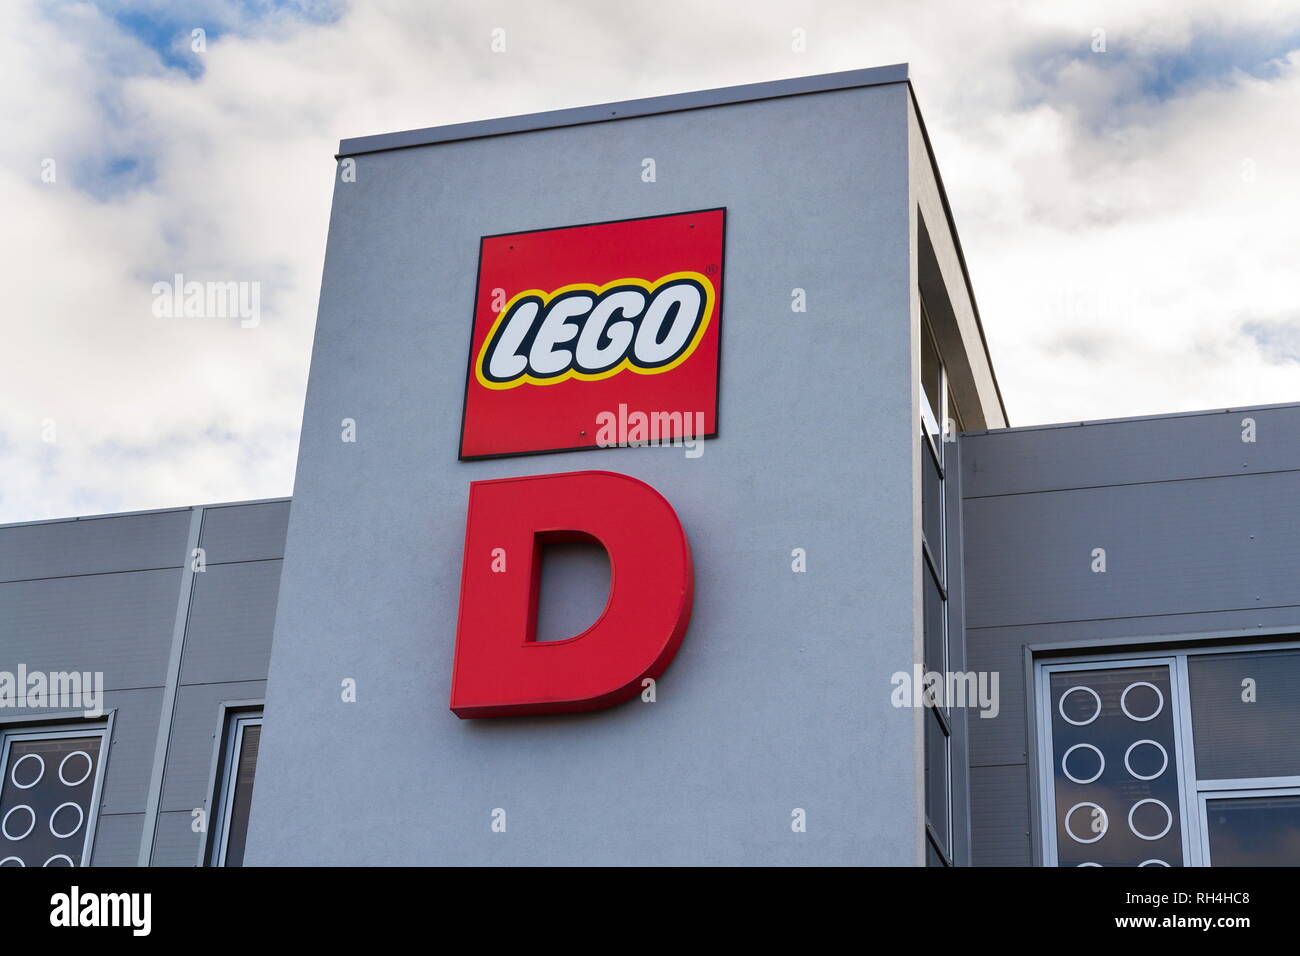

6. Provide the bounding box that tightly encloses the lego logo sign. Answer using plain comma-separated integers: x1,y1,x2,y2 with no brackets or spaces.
459,209,724,459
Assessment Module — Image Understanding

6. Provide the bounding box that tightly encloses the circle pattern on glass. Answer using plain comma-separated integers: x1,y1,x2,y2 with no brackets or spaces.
10,753,44,790
2,805,36,842
43,854,74,867
1064,802,1108,844
1140,859,1170,867
58,751,93,787
48,802,84,839
1128,798,1173,841
1124,739,1169,781
1062,743,1105,784
1120,681,1164,722
1059,686,1102,726
0,856,24,866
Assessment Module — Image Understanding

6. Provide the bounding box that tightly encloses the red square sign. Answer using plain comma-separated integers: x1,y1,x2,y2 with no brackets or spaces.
459,208,724,459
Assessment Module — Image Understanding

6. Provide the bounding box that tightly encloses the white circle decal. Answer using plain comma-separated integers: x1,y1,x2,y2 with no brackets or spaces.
1124,739,1169,781
2,805,36,842
1062,743,1105,784
1064,802,1108,844
48,802,85,839
1128,799,1174,841
10,753,44,790
1120,681,1164,722
58,751,93,787
43,854,74,867
1059,686,1102,726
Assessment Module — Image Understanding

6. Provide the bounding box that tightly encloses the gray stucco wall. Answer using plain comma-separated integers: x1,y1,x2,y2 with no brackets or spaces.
959,404,1300,865
0,499,288,865
248,80,923,865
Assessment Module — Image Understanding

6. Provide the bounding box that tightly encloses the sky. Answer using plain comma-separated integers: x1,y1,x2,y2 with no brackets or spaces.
2,0,1299,522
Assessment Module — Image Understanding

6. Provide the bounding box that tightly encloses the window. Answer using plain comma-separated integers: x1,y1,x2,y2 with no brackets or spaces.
0,722,109,867
1035,642,1300,866
1199,789,1300,866
919,297,953,865
919,308,945,462
207,709,262,867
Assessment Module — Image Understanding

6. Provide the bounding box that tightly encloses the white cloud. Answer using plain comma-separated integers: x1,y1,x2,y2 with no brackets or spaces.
2,0,1298,521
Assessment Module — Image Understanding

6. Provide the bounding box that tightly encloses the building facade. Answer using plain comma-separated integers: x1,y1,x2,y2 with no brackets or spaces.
1,65,1296,867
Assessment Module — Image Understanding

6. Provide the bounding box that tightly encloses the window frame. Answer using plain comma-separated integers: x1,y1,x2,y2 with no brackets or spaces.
1033,638,1300,867
0,717,111,868
201,702,264,867
919,296,953,865
1197,785,1300,866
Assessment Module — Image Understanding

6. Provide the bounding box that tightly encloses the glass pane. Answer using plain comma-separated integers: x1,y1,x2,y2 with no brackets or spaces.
924,568,945,677
223,724,261,867
1047,666,1184,866
921,314,942,426
1205,794,1300,866
925,707,950,853
0,735,102,868
1188,649,1300,780
922,438,943,582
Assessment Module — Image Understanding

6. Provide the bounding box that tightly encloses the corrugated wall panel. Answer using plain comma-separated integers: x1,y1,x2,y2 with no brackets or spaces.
197,500,290,564
179,562,282,685
964,471,1300,629
970,763,1031,866
964,631,1027,768
151,809,203,867
962,405,1300,498
0,509,190,583
90,812,145,866
0,572,181,690
98,688,165,814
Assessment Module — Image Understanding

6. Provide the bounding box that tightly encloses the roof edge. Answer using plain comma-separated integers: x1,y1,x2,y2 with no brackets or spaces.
0,496,292,531
337,63,910,157
961,399,1300,437
905,80,1010,429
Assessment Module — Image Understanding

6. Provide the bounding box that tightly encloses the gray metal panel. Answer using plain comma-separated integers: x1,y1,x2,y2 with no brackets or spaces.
99,689,165,814
338,63,909,156
970,763,1031,866
197,500,291,564
160,680,265,813
252,83,919,865
962,404,1300,498
965,629,1031,768
960,408,1300,865
179,562,282,685
0,509,189,583
150,810,202,867
89,812,145,866
963,471,1300,629
966,608,1300,768
0,570,182,690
